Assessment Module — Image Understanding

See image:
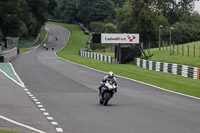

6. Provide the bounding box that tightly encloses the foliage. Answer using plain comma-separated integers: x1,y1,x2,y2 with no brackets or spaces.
90,22,118,33
90,22,105,33
78,0,114,25
104,23,118,33
115,0,199,46
0,0,57,39
110,0,126,7
58,0,80,22
19,26,47,54
0,29,3,42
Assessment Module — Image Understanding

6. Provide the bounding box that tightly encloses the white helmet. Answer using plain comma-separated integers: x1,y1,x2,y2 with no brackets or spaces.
108,71,114,78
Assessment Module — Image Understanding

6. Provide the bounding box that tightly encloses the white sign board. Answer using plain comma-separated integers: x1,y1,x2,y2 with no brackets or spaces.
101,34,139,44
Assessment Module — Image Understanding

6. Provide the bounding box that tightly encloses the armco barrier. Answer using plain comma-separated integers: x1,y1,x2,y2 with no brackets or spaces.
79,50,114,63
136,58,200,79
18,34,40,49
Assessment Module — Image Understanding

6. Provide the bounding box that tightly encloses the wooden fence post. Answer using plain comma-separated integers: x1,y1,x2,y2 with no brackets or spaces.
182,45,184,56
177,45,179,55
199,46,200,58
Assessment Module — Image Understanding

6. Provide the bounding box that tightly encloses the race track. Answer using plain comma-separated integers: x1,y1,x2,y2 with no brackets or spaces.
12,24,200,133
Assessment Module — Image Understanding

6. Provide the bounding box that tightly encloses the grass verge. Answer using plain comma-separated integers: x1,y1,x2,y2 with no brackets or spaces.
19,27,46,54
49,21,200,98
0,131,17,133
144,42,200,67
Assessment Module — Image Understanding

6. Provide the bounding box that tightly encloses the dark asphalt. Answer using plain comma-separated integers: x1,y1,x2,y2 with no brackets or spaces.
0,72,56,133
12,24,200,133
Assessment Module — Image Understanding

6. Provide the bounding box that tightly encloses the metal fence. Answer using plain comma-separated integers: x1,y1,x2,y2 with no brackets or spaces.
5,36,19,49
18,34,40,49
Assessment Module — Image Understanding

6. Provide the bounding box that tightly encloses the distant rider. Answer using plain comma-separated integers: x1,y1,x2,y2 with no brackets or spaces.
98,71,118,95
51,44,55,50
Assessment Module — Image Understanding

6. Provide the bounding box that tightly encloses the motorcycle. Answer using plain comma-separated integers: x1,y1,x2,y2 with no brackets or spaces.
99,80,117,106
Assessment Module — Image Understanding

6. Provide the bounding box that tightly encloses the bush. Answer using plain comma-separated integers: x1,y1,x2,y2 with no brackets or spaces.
104,23,118,33
89,22,105,33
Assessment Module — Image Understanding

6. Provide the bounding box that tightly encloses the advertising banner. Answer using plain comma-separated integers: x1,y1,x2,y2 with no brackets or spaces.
101,34,139,44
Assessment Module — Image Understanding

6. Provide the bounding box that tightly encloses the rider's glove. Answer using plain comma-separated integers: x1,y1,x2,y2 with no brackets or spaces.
100,81,104,85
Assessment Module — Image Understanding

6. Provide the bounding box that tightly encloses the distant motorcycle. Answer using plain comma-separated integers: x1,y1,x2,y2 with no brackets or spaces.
51,45,55,50
99,80,117,106
43,43,47,49
55,36,58,41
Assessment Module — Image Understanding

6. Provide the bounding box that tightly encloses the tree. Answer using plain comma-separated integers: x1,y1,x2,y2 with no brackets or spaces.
0,0,57,39
90,22,105,33
110,0,126,7
78,0,114,25
104,23,118,33
116,0,168,46
156,0,196,25
59,0,80,22
0,0,28,37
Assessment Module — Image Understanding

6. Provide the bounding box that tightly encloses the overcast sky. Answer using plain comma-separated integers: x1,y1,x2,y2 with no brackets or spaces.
194,1,200,13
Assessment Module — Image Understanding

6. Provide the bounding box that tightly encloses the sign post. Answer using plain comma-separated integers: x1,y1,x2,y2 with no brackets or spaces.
92,33,142,64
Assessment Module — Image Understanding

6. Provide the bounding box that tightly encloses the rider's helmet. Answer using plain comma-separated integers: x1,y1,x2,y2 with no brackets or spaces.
108,71,114,79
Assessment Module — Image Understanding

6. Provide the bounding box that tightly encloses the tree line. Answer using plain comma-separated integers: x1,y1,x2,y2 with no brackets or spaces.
0,0,57,42
1,0,200,47
52,0,200,47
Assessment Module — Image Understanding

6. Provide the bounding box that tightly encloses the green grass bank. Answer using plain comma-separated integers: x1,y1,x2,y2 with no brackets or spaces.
19,27,46,54
145,41,200,67
0,131,17,133
49,21,200,98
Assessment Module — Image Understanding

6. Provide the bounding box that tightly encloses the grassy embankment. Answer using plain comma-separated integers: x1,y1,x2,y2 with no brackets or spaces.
146,42,200,67
48,21,200,98
0,131,17,133
19,27,46,54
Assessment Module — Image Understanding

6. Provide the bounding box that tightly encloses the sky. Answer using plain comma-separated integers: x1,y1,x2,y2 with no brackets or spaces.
194,1,200,13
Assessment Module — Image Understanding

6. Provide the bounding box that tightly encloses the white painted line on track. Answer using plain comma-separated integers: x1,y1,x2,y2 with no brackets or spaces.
55,54,200,100
9,62,25,88
0,115,46,133
47,117,53,120
56,128,63,132
51,122,58,125
26,92,31,95
2,26,65,133
0,69,24,88
33,99,39,102
43,112,49,116
40,108,46,111
36,102,41,104
24,89,29,91
38,105,44,108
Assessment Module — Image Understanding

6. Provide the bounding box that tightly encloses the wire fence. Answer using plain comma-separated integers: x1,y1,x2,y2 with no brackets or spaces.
143,42,200,58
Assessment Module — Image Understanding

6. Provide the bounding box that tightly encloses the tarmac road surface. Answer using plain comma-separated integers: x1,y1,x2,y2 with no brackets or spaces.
0,71,56,133
12,24,200,133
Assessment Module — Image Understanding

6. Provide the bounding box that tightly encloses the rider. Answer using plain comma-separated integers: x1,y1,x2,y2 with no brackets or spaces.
55,35,58,41
98,71,118,95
